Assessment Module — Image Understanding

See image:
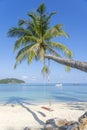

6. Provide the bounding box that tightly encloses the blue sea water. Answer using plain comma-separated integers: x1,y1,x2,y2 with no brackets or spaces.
0,83,87,104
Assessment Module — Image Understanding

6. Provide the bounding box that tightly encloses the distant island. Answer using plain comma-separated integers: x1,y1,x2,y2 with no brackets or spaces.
0,78,25,84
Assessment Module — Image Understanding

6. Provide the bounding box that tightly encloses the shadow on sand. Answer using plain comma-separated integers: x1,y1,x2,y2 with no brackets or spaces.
66,102,87,111
5,96,45,126
53,95,87,111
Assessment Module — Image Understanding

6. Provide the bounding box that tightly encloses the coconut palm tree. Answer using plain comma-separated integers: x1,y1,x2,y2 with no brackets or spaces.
7,3,87,73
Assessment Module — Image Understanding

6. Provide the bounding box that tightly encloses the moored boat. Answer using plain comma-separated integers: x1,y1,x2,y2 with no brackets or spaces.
56,83,62,87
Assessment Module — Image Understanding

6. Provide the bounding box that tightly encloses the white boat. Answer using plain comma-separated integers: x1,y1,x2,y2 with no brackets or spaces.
56,83,62,87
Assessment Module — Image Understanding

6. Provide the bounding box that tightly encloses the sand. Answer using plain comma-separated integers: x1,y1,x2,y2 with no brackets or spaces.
0,102,87,130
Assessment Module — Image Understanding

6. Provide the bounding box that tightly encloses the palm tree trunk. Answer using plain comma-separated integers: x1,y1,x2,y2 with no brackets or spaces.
45,54,87,72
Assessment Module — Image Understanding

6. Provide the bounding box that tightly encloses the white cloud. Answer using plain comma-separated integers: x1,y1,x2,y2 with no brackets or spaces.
21,75,28,80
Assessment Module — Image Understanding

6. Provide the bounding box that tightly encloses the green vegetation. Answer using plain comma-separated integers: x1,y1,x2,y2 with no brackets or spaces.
0,78,25,84
8,3,72,75
8,3,87,73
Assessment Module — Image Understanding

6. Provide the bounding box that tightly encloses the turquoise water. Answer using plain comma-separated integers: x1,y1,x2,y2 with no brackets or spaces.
0,83,87,104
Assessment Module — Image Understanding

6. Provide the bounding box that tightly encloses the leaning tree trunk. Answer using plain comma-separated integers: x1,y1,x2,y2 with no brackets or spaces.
45,54,87,73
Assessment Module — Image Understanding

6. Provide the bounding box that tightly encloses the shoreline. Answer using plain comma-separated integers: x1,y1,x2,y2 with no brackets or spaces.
0,102,87,130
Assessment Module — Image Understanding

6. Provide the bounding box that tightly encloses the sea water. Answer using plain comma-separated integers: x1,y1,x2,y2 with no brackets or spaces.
0,83,87,104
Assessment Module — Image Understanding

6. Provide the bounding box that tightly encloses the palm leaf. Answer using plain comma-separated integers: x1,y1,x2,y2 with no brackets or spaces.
47,47,61,57
15,44,37,64
37,3,46,15
8,27,32,37
47,42,73,58
28,13,42,37
14,36,38,51
28,50,36,63
44,24,69,40
45,11,56,24
41,65,50,76
65,66,71,72
18,19,29,26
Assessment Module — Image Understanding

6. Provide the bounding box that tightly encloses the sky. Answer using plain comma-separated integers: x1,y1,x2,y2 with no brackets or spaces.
0,0,87,83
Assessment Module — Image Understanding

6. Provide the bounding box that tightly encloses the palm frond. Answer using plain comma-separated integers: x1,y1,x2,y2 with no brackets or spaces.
18,19,29,26
45,11,56,23
41,65,50,76
28,43,46,61
15,44,37,64
28,12,38,22
37,3,46,15
47,42,73,58
28,50,36,63
14,49,36,68
65,66,71,72
28,12,43,37
14,36,38,51
47,47,61,57
14,61,18,69
44,24,69,40
7,27,32,37
29,43,40,54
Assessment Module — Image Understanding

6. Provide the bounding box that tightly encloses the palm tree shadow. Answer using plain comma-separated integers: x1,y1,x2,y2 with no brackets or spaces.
37,111,46,117
20,103,44,125
5,96,44,125
66,102,87,111
4,96,36,106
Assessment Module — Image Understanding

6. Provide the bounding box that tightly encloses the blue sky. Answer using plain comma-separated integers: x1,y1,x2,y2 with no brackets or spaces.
0,0,87,83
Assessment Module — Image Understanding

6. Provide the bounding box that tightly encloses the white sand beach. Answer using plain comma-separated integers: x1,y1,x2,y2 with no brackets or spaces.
0,102,87,130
